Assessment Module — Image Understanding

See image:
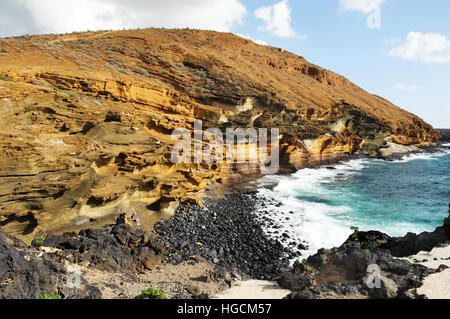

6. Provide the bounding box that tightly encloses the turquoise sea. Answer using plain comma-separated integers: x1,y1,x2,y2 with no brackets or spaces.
255,145,450,257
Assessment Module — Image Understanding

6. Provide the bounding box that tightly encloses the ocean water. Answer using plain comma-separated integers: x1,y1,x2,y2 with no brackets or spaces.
254,146,450,258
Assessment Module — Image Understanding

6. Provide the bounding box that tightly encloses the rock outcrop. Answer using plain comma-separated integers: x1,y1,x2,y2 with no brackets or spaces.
279,212,450,299
31,224,164,273
280,241,436,299
381,211,450,257
0,229,101,299
436,129,450,142
0,28,439,240
0,224,166,299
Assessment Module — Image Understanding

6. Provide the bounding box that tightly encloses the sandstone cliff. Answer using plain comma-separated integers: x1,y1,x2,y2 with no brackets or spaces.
0,28,438,241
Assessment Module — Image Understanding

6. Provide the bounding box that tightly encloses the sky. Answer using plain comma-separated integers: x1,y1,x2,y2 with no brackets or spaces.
0,0,449,128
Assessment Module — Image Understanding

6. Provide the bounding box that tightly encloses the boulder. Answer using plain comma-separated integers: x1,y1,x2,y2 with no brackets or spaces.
381,212,450,257
33,225,163,273
0,230,101,299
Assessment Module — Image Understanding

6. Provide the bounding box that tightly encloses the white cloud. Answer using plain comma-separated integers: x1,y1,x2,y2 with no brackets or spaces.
383,37,402,46
339,0,386,14
393,83,418,92
236,33,268,46
12,0,248,35
388,32,450,63
254,0,305,39
254,39,268,46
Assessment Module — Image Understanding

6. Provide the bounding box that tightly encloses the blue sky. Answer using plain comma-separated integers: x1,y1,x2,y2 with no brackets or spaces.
234,0,450,128
1,0,449,127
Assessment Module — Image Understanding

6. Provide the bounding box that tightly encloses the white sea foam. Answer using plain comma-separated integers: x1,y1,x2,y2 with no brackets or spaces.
254,159,371,260
395,150,450,163
254,152,450,262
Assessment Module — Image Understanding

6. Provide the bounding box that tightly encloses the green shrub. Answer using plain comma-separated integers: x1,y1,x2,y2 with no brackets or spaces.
138,69,149,76
301,260,314,272
136,287,167,299
194,87,206,93
39,293,61,299
1,48,9,53
350,225,359,241
35,236,46,244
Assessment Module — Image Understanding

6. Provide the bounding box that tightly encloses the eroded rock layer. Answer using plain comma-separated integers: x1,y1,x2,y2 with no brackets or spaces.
0,28,438,241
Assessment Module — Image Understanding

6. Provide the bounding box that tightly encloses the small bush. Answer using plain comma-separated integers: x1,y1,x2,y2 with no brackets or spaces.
0,76,13,82
194,87,206,93
39,293,61,299
35,236,46,243
1,48,9,53
301,259,314,272
136,287,167,299
350,225,359,241
138,69,149,76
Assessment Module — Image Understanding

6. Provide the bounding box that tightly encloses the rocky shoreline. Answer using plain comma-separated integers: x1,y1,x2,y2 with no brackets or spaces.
376,140,450,161
1,143,449,299
436,129,450,143
153,192,299,280
279,210,450,299
1,186,449,299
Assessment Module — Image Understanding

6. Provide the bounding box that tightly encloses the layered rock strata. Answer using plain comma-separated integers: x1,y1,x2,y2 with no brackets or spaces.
0,28,439,240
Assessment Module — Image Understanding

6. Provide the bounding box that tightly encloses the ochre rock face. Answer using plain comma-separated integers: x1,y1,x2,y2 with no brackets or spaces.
0,29,438,241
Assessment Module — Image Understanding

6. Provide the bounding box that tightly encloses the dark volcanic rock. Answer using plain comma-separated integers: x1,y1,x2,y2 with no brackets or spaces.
279,211,450,299
0,229,101,299
33,224,163,273
153,191,295,280
280,208,450,299
380,212,450,257
436,129,450,142
338,211,450,258
0,224,164,298
281,241,434,299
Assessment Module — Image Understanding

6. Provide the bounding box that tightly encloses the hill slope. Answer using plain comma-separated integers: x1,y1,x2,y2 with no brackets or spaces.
0,28,439,241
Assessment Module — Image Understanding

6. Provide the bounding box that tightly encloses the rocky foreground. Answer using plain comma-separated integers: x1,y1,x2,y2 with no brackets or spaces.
153,192,298,280
1,190,448,299
280,207,450,299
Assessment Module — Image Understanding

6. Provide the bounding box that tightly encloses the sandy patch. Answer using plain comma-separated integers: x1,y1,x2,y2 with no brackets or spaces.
416,269,450,299
81,261,228,299
403,245,450,299
212,280,291,299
